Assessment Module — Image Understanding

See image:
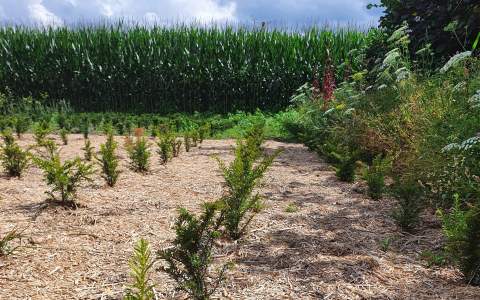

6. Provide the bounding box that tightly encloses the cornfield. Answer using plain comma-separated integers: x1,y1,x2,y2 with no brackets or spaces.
0,24,369,113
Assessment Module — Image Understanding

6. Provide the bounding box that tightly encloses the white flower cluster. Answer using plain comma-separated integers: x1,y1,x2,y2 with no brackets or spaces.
442,136,480,153
440,51,472,73
468,90,480,108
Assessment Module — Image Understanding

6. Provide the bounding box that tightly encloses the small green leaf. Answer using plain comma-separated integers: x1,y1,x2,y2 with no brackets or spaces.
472,32,480,51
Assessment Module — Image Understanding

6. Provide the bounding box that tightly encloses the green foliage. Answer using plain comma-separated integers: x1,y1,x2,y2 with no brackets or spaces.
124,239,155,300
157,133,174,164
0,24,368,113
60,128,69,145
438,195,480,285
198,124,211,143
0,227,23,257
420,250,447,268
82,139,94,161
33,146,94,207
12,115,30,138
97,134,120,187
374,0,480,61
172,139,182,158
184,134,191,153
332,151,357,183
33,120,51,145
0,130,30,177
158,202,228,300
216,132,280,240
81,118,90,139
127,137,151,172
362,155,391,200
285,202,299,213
391,180,424,232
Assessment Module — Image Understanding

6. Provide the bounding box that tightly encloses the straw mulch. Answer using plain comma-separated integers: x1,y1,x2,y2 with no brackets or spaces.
0,134,478,299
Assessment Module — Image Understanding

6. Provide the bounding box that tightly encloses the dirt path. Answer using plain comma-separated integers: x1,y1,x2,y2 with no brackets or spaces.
0,135,478,299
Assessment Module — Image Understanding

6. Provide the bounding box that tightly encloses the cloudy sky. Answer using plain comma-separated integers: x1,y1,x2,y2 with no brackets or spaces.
0,0,383,27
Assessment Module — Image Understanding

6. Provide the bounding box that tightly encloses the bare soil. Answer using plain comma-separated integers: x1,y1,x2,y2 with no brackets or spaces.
1,134,479,299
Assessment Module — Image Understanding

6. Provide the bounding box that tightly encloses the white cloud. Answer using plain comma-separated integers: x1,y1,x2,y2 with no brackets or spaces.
0,0,380,26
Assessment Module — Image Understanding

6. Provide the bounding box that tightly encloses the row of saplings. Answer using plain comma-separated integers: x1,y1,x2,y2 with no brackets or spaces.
0,122,210,206
0,122,281,299
124,123,281,300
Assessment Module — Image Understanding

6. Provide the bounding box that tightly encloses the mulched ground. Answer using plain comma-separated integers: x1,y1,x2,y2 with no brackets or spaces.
0,134,479,299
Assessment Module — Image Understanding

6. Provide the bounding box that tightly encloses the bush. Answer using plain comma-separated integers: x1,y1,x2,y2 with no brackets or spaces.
33,120,51,145
391,180,424,232
127,137,151,172
80,118,90,139
158,202,228,300
60,128,69,145
124,239,155,300
198,123,211,143
97,133,120,186
216,138,280,240
332,151,357,183
172,138,182,158
0,130,30,177
362,155,391,200
33,146,94,207
12,115,30,138
156,133,174,164
82,139,94,161
438,195,480,286
184,134,191,152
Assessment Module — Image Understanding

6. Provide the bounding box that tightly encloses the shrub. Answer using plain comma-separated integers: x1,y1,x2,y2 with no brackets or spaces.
82,139,94,161
124,239,155,300
80,118,90,139
216,139,280,240
158,202,229,300
33,147,94,207
97,133,120,186
391,179,424,232
191,130,199,147
198,124,211,143
60,128,69,145
172,139,182,157
438,195,480,286
33,120,51,145
0,130,30,177
127,137,151,172
362,155,391,200
156,133,174,164
12,115,30,138
0,227,24,256
184,134,191,152
332,151,357,183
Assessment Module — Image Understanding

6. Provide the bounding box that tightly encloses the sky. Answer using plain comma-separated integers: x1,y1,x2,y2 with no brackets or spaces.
0,0,383,27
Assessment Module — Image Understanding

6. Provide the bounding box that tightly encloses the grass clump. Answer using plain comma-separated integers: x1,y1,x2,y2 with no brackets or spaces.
33,143,94,207
124,239,155,300
97,133,120,187
126,137,151,172
0,130,30,177
0,227,24,256
158,201,229,300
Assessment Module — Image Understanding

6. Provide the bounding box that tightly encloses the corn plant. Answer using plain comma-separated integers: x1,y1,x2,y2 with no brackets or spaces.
33,146,94,207
124,239,155,300
158,201,229,300
82,139,94,161
216,139,280,240
97,133,120,187
0,130,30,177
127,137,151,172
